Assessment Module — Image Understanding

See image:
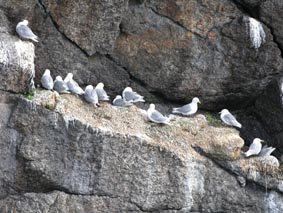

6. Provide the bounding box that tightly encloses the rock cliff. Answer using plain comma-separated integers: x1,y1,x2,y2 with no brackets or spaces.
1,0,283,212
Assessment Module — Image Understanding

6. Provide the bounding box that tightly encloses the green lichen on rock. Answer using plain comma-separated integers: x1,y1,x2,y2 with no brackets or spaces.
205,112,223,127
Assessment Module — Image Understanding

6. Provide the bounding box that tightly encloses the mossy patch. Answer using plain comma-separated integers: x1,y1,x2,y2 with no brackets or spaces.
205,113,222,127
20,91,35,100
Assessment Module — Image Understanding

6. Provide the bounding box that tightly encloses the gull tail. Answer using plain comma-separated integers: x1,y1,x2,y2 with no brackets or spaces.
32,37,39,42
133,97,145,102
244,150,252,157
236,123,242,128
172,108,180,114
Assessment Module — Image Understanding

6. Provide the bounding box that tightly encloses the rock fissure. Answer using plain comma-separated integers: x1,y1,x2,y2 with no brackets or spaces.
37,0,89,57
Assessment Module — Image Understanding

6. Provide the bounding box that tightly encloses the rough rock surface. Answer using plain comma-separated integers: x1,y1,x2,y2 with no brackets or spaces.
252,79,283,153
0,10,35,93
1,0,283,108
112,0,283,109
0,89,282,212
41,0,128,55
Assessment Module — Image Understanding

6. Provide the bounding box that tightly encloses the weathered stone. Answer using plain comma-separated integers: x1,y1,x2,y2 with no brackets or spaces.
0,90,281,212
0,1,130,96
0,32,35,93
218,155,282,192
0,92,21,199
112,1,283,109
41,0,128,55
0,191,142,212
259,1,283,49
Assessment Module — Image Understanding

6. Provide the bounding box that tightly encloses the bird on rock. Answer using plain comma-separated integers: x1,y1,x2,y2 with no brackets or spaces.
84,85,99,107
147,104,171,125
16,20,38,42
54,76,70,94
94,82,110,101
64,73,84,95
112,95,133,107
41,69,54,90
244,138,264,157
219,109,242,128
172,97,201,116
122,87,145,103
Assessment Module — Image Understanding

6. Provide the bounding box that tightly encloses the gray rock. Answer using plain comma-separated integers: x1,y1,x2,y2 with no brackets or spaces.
41,0,128,55
0,191,142,212
112,1,283,109
259,1,283,49
253,79,283,153
0,90,281,212
0,29,35,93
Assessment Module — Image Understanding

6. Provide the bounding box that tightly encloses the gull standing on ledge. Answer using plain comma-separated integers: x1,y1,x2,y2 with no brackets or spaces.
41,69,53,90
84,85,99,107
16,20,38,42
112,95,133,107
54,76,70,94
94,83,110,101
122,87,145,103
220,109,242,128
147,104,171,125
244,138,264,157
172,97,201,116
64,73,84,95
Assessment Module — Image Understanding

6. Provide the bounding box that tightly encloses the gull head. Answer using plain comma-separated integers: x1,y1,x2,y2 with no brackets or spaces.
192,97,201,104
253,138,264,144
21,20,29,25
219,109,229,114
85,85,94,91
96,82,104,88
44,69,51,75
55,76,63,81
149,103,155,110
124,87,133,92
66,73,73,80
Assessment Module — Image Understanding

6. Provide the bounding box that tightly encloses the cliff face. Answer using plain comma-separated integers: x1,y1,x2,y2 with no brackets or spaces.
0,90,282,212
1,0,283,212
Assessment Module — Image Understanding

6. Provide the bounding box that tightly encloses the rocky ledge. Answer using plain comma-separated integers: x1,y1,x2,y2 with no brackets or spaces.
0,90,282,212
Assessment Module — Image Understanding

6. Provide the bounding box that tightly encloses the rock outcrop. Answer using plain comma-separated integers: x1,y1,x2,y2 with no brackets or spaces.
0,90,281,212
0,10,34,93
1,0,283,109
1,0,283,212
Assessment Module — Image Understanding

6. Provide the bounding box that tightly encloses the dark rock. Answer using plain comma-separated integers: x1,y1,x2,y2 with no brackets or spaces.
0,90,281,212
41,0,128,55
259,1,283,50
253,79,283,153
112,1,283,110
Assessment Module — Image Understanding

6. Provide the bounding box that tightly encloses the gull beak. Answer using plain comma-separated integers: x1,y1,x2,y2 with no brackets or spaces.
261,140,265,143
199,101,201,104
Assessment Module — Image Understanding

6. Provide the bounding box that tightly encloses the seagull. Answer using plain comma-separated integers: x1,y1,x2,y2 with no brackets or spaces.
94,82,110,101
147,104,171,125
64,73,84,95
84,85,99,107
112,95,133,107
41,69,54,90
16,20,38,42
244,138,264,157
53,76,70,93
219,109,242,128
172,97,201,116
259,145,276,157
122,87,145,103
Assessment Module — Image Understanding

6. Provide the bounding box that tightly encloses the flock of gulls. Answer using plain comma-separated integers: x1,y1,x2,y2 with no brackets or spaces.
16,19,276,159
